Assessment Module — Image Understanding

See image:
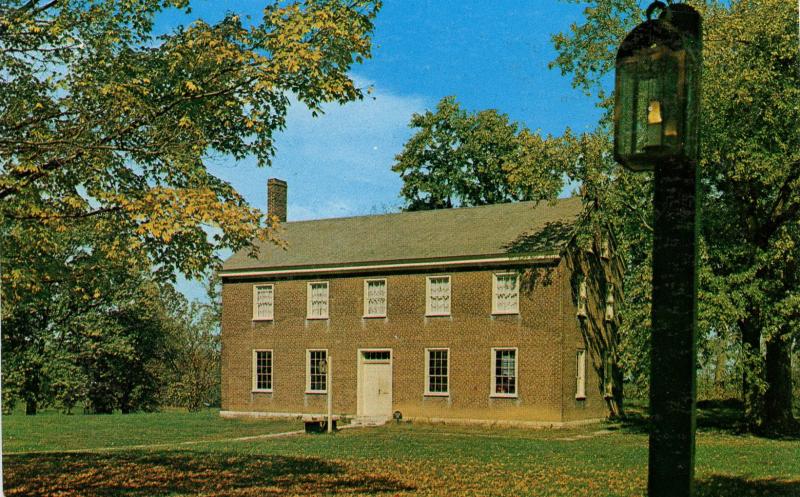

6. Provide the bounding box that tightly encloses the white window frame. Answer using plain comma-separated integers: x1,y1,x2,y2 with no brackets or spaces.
490,347,519,398
252,349,273,393
305,349,328,394
252,284,275,321
424,348,450,396
363,278,387,318
600,236,611,259
576,349,587,399
577,277,588,318
492,272,520,315
425,275,451,317
306,281,329,320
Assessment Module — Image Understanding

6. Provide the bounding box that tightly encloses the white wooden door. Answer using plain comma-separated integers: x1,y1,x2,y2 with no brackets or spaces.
360,353,392,417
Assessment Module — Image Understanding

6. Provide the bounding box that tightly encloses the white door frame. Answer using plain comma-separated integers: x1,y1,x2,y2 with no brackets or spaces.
356,348,393,417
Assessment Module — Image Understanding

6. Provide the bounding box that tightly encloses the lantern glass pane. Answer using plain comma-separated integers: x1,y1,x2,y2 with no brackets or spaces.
635,74,659,153
614,9,702,169
660,53,681,150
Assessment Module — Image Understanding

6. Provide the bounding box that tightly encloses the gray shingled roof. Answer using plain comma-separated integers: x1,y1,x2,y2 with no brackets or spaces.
221,197,583,272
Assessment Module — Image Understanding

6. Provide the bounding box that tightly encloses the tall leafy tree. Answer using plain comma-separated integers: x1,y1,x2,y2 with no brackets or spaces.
701,0,799,431
392,96,563,210
1,0,380,280
1,0,381,413
163,278,222,412
551,0,799,432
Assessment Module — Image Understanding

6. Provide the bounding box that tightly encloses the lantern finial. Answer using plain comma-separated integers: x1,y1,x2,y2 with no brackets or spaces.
645,1,669,21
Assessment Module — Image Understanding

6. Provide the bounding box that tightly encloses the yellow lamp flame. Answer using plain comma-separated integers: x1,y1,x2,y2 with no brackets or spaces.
648,100,663,124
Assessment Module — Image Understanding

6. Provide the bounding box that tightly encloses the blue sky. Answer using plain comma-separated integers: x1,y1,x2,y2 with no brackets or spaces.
163,1,607,301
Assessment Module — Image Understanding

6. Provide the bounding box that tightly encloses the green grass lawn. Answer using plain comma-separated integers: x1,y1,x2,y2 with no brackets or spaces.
4,409,800,496
2,408,300,452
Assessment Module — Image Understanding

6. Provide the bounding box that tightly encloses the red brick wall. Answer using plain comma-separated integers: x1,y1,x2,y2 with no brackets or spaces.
221,260,606,423
558,257,609,421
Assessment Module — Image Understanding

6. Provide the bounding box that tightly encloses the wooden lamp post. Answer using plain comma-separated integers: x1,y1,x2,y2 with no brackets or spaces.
613,2,702,497
320,356,333,433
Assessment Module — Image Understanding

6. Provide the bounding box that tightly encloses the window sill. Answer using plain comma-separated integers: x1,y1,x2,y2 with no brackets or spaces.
305,390,328,395
575,395,587,401
306,316,329,321
363,315,387,319
491,311,519,316
424,392,449,397
252,389,273,394
425,313,451,317
252,318,274,322
490,393,518,399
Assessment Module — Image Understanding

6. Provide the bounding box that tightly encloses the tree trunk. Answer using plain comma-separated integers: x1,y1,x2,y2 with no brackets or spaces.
25,398,37,416
610,360,625,419
740,316,763,429
120,389,131,414
763,333,798,434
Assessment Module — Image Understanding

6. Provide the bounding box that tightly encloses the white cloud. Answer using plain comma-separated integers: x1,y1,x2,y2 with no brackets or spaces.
180,75,426,301
208,75,429,221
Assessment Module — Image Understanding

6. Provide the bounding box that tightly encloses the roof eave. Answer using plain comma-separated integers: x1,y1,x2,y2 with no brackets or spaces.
219,251,563,280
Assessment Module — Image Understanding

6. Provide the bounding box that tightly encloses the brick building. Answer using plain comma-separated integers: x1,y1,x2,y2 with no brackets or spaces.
219,179,619,426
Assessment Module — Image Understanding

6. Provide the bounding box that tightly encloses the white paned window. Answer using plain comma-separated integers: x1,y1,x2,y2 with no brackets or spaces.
253,284,274,320
306,349,327,393
605,284,615,322
577,277,588,318
492,348,518,397
252,350,273,392
601,237,611,259
576,349,586,399
425,348,449,395
364,279,387,317
426,276,451,316
307,282,329,319
492,273,519,314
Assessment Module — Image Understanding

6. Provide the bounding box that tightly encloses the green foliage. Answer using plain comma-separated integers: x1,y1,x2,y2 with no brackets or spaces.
550,0,800,430
163,282,222,411
47,354,89,415
1,235,218,414
392,96,564,210
1,0,380,283
79,291,173,414
1,0,381,414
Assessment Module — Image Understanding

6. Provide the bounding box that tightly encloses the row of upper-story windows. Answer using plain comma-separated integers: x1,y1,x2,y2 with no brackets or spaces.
252,273,521,321
252,347,590,399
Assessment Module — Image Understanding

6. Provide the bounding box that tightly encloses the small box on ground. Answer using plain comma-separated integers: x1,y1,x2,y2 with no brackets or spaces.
303,415,340,433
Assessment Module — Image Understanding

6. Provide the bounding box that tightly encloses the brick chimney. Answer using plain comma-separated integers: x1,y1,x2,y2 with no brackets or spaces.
267,178,287,222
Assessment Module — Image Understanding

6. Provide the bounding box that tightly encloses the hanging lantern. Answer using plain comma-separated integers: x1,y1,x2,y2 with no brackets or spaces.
614,2,702,171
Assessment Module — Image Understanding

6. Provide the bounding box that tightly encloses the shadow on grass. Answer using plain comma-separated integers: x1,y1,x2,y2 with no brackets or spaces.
696,474,800,497
617,399,800,440
5,450,416,497
617,399,747,436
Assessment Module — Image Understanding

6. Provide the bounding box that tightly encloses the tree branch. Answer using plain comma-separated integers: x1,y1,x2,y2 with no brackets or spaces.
620,199,654,233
